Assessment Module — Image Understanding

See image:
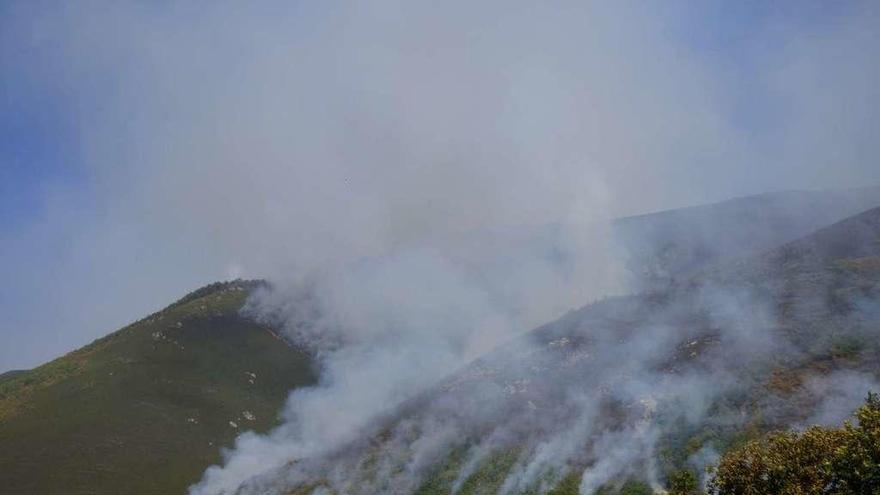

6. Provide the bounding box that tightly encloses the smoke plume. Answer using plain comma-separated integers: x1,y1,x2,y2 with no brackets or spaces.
2,1,880,493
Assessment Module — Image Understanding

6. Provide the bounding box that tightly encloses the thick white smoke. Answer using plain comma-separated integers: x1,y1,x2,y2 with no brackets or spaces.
3,0,879,493
177,2,880,494
193,223,623,493
194,204,880,494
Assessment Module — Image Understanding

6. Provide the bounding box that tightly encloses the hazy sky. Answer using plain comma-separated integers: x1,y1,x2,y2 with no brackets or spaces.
1,0,879,370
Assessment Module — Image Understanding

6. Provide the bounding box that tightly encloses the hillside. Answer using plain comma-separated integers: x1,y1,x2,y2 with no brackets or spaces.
5,201,880,495
0,280,317,495
614,186,880,289
247,207,880,495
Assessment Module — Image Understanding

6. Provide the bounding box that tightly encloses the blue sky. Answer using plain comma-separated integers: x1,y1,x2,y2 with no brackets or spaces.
1,68,85,231
1,0,878,371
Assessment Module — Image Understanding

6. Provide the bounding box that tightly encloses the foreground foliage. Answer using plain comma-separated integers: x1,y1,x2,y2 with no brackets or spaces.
708,393,880,495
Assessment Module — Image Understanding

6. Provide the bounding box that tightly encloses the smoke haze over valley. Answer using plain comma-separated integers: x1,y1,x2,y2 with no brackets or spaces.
2,1,880,494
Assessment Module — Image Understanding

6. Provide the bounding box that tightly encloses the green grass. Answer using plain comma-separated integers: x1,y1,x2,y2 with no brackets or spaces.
0,369,27,385
410,446,660,495
413,447,587,495
0,280,317,495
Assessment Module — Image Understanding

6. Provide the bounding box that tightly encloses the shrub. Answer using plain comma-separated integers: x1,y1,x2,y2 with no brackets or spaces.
708,393,880,494
667,469,699,495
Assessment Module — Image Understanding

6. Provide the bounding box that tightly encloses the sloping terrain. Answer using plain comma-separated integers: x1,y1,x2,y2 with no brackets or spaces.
430,207,880,494
614,186,880,289
4,195,879,495
257,207,880,495
0,280,317,495
0,369,27,385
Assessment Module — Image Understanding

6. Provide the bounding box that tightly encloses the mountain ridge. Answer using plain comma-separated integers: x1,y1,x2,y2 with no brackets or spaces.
614,185,880,289
250,206,880,495
4,191,880,494
0,279,317,495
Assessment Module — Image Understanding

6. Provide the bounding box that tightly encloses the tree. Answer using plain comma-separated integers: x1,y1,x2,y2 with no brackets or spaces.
667,469,699,495
708,393,880,495
830,392,880,493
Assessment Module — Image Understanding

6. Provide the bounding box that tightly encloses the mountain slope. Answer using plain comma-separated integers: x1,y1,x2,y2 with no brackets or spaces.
0,280,317,495
258,207,880,495
411,208,880,494
5,194,879,495
614,186,880,289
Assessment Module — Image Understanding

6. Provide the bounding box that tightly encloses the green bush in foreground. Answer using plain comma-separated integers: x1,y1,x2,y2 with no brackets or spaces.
708,393,880,494
667,469,699,494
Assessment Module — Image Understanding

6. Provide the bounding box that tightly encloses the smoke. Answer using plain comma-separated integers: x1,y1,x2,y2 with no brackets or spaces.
800,371,880,427
190,261,831,494
4,0,880,370
2,0,880,493
0,0,717,368
193,200,880,494
193,223,623,493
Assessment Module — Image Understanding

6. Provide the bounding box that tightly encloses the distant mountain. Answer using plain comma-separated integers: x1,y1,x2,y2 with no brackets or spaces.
614,186,880,290
0,280,317,495
259,207,880,495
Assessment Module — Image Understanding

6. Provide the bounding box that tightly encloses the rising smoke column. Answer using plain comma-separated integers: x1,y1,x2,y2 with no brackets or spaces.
4,0,877,492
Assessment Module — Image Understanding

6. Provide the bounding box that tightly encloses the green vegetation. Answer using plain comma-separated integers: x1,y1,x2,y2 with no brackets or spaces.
413,448,582,495
411,446,662,495
545,472,581,494
413,446,469,495
0,369,26,385
0,280,316,495
454,449,520,494
708,393,880,495
618,480,654,495
596,479,653,495
667,469,699,495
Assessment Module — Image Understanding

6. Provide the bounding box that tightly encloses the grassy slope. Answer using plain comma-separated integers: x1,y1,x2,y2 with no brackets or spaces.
0,370,27,385
0,281,317,495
